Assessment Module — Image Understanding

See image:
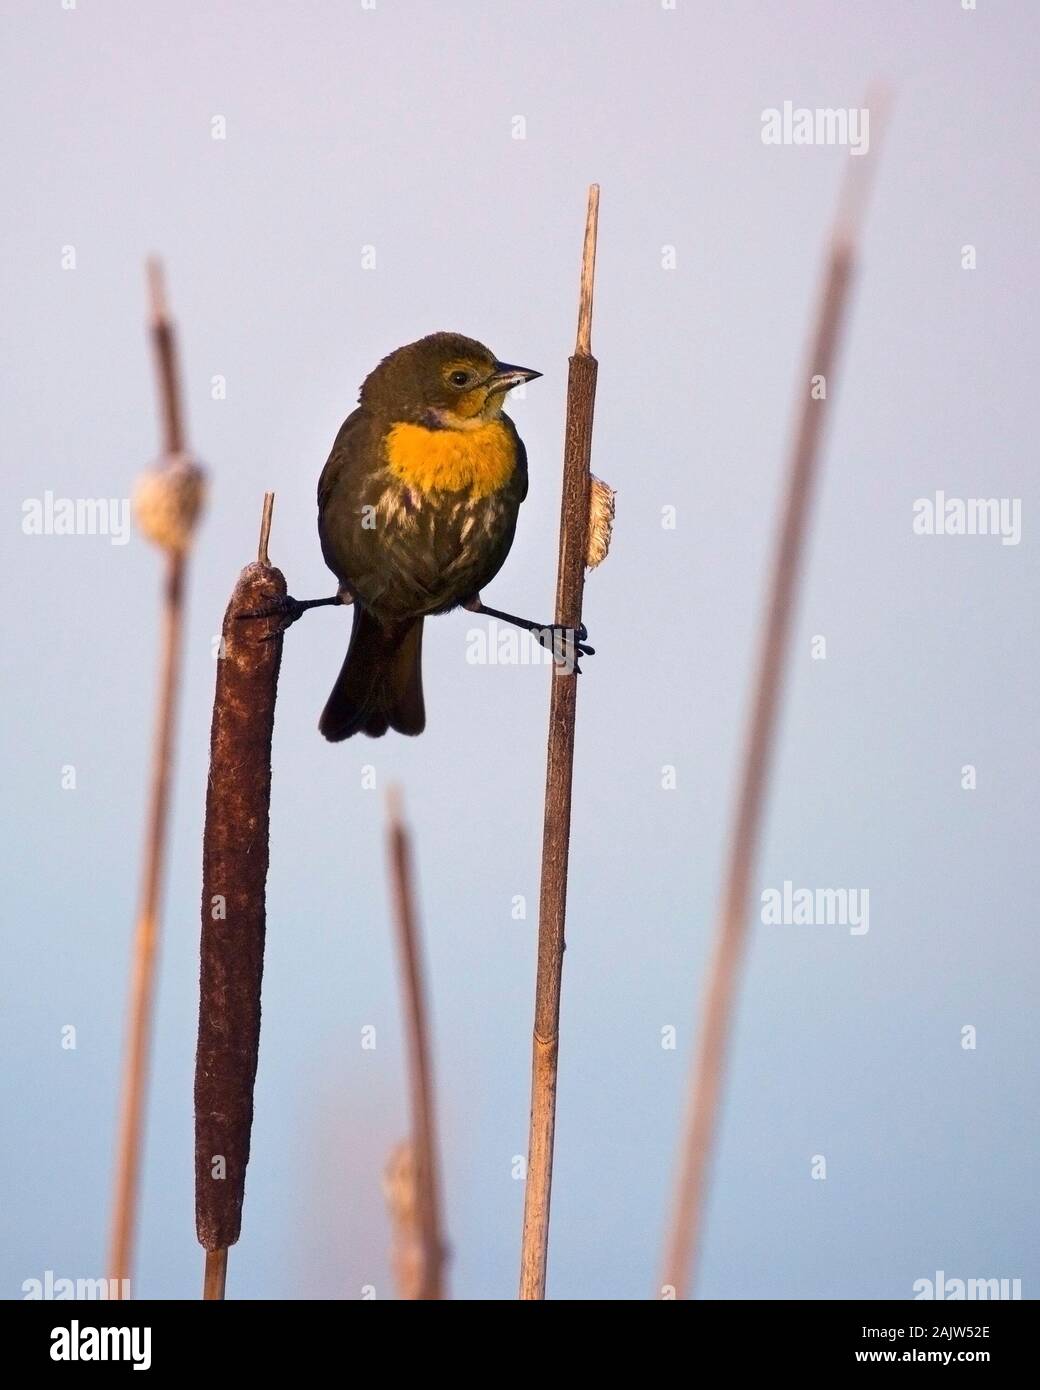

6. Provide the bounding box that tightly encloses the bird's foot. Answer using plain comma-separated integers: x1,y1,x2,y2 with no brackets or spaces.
236,594,307,640
534,623,595,674
236,593,340,640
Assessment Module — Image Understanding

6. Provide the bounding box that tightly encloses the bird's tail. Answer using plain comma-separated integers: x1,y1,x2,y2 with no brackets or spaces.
319,608,425,741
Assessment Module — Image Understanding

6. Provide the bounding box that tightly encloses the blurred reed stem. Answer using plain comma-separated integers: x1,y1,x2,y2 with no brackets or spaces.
385,787,446,1299
660,105,887,1298
108,261,195,1295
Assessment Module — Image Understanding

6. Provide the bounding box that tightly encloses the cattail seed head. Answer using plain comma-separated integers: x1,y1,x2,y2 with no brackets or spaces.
133,455,206,553
586,473,615,569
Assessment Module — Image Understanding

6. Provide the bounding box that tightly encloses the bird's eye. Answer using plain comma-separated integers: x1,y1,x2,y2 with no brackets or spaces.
449,370,470,388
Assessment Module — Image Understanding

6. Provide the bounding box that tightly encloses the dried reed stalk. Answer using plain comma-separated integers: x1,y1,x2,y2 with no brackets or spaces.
518,184,600,1300
660,122,887,1299
384,788,446,1299
109,261,204,1295
202,1249,227,1301
194,492,284,1298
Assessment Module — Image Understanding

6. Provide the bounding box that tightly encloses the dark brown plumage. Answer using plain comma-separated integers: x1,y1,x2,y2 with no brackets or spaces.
316,333,537,740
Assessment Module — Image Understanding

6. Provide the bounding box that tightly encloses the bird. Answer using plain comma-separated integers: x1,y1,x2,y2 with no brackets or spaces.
244,332,593,740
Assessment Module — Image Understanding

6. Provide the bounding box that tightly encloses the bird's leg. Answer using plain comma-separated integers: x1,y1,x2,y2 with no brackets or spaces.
237,591,352,639
463,596,595,673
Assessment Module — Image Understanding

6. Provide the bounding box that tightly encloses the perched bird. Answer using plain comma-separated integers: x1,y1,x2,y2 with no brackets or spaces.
248,333,593,739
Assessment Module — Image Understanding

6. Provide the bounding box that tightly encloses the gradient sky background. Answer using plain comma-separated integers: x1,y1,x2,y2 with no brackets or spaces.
2,1,1037,1300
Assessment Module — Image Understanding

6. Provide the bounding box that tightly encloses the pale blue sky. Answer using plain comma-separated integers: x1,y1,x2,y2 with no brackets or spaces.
2,0,1037,1299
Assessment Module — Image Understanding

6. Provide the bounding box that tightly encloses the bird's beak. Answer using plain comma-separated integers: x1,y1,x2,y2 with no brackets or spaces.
487,361,543,394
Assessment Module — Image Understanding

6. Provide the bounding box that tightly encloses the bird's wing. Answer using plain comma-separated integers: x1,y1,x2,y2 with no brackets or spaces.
317,407,368,512
318,407,389,591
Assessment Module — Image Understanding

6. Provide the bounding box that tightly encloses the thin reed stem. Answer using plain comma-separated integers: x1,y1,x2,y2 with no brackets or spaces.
519,184,601,1300
203,1248,227,1301
257,491,274,566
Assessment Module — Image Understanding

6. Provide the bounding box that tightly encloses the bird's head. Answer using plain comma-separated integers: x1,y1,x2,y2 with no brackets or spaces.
360,332,542,428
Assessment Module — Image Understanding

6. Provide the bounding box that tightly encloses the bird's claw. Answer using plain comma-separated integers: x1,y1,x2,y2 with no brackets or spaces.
535,623,595,674
235,594,305,640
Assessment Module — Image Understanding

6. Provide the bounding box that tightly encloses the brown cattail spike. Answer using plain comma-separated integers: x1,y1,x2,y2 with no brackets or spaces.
194,508,286,1257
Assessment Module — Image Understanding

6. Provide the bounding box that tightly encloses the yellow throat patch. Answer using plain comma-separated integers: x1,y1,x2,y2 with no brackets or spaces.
385,420,516,499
